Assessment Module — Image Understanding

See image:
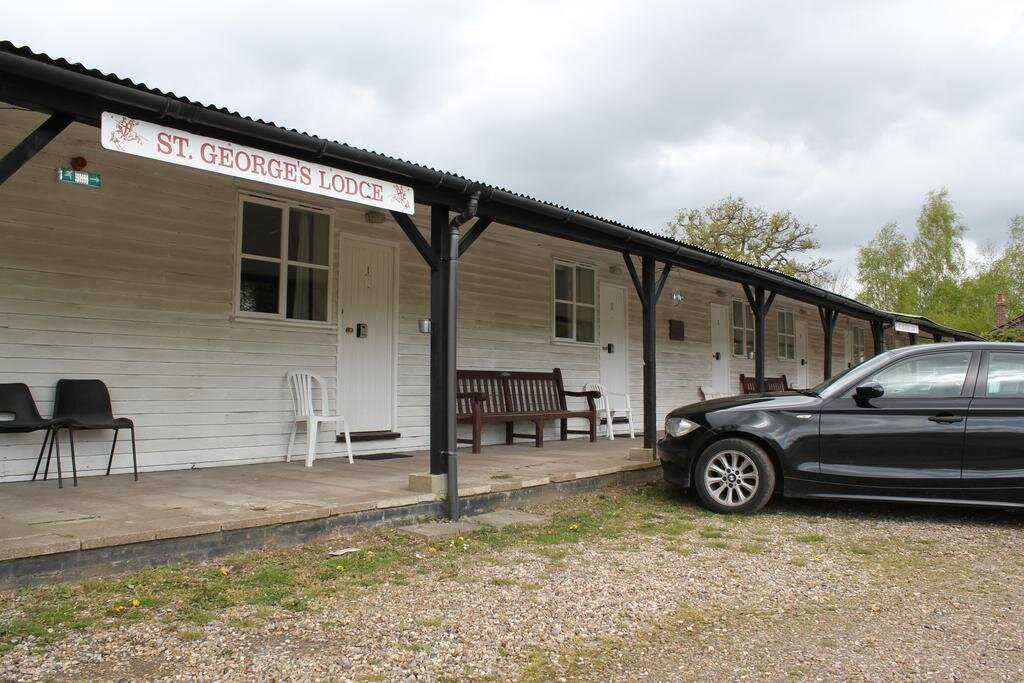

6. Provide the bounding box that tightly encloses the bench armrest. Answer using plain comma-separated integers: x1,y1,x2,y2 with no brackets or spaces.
563,390,601,399
563,389,601,411
457,391,488,403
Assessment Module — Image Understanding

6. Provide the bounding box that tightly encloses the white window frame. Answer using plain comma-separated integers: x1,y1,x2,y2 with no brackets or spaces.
852,326,867,364
732,300,755,358
235,193,334,326
552,259,597,344
777,310,796,360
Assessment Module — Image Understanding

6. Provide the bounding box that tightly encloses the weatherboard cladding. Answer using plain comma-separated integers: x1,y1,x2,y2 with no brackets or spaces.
0,106,883,480
0,41,977,340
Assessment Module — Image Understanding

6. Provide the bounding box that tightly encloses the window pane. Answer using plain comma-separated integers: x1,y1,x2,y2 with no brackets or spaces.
576,305,595,343
575,267,595,305
555,264,573,301
871,351,972,398
733,327,744,356
778,338,786,358
555,302,573,339
239,258,279,313
286,266,329,321
987,353,1024,397
745,335,754,357
241,202,282,257
288,209,330,265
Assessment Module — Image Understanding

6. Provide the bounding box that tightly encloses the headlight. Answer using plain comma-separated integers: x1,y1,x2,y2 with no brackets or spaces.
665,416,699,437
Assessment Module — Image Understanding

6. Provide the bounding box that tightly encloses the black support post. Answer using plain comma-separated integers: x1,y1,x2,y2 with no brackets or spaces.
395,197,481,520
818,307,839,379
871,321,887,355
623,254,672,449
933,332,943,343
0,113,73,186
742,284,777,393
428,205,453,479
908,333,917,345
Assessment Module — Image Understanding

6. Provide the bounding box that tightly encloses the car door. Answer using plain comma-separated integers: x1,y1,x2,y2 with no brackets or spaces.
817,349,978,492
961,350,1024,503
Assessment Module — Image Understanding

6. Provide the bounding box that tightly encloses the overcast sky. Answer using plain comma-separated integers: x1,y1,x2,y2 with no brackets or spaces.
6,1,1024,289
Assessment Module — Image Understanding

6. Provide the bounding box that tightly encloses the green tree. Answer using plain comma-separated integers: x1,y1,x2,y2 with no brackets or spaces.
666,196,831,283
855,222,912,311
856,189,1023,334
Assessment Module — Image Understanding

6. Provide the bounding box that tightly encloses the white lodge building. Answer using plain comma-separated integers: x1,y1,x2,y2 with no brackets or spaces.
0,43,973,492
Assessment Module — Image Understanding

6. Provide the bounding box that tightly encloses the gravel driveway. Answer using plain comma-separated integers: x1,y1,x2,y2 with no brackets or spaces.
3,483,1023,681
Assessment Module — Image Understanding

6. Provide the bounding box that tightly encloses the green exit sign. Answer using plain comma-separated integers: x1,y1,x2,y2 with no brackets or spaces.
57,167,101,188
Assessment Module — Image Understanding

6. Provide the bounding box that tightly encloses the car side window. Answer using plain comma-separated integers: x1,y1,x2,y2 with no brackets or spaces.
868,351,973,398
985,352,1024,397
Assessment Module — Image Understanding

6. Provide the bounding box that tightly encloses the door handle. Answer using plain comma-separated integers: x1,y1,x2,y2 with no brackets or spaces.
928,414,963,424
713,352,721,361
602,343,615,354
800,358,806,366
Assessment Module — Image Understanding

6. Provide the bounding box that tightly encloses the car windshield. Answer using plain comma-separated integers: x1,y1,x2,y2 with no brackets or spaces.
811,349,901,398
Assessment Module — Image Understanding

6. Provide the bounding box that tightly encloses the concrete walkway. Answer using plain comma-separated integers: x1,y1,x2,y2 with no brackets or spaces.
0,437,655,563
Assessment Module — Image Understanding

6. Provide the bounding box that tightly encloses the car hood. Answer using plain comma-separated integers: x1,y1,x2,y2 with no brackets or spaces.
669,392,822,418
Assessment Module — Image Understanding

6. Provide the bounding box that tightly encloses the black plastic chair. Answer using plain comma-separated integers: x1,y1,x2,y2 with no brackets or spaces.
53,379,138,482
0,383,73,487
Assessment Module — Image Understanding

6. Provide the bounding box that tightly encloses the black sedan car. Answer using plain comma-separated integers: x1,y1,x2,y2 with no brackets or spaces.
658,342,1024,513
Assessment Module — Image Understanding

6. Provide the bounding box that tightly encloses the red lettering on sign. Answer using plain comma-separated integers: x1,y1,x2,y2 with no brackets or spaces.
251,153,267,177
266,158,281,179
217,146,233,167
299,166,311,185
199,142,216,164
156,131,173,155
373,184,383,201
172,135,189,158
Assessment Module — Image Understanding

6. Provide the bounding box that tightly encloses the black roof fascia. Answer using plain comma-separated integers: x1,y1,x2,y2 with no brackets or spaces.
0,42,979,341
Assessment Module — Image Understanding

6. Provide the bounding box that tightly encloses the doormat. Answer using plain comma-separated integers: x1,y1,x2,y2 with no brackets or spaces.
353,453,415,461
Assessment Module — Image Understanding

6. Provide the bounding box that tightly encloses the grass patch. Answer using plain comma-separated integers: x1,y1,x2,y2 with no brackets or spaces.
794,533,826,543
738,542,765,554
490,577,517,586
178,629,205,642
705,540,730,549
699,526,729,539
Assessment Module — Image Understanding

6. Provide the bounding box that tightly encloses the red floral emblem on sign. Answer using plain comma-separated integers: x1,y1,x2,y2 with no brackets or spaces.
109,116,146,151
391,183,411,210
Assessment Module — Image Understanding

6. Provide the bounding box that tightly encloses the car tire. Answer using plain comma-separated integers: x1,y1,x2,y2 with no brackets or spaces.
694,438,775,514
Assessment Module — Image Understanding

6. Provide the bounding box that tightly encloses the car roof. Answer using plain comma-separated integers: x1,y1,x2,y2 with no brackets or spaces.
887,342,1024,356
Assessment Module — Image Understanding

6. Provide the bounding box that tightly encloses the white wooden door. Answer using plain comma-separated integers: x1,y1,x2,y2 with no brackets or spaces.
795,319,809,388
709,303,730,394
338,239,396,432
598,283,628,396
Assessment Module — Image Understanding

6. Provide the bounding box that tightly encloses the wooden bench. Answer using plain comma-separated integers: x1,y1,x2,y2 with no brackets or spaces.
739,374,791,394
456,368,600,453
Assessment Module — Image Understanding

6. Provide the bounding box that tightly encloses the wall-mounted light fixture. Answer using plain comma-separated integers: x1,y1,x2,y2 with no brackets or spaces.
365,210,386,224
418,318,431,334
609,264,623,275
715,288,726,297
670,291,684,305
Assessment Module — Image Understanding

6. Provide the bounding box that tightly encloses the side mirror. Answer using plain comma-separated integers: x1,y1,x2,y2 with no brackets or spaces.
854,382,884,401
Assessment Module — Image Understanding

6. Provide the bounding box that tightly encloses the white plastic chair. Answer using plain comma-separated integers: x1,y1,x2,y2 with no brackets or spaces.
584,383,635,441
700,386,731,401
285,370,353,467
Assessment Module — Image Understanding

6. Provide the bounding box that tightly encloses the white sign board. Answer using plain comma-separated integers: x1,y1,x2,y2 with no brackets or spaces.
100,112,414,214
893,321,920,334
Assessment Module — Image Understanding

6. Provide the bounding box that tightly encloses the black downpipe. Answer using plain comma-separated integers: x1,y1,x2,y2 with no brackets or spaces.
871,321,887,355
742,285,777,393
641,257,657,450
441,192,479,521
819,307,839,379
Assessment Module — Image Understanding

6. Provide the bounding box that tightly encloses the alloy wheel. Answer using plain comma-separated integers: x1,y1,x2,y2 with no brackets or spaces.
703,449,759,507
